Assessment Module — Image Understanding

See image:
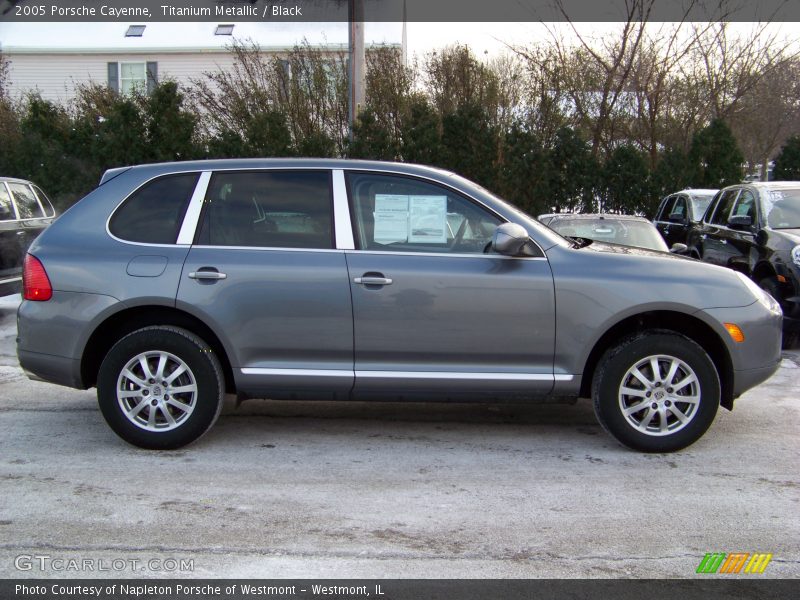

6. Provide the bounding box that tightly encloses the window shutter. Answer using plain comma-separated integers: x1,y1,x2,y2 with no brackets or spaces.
146,62,158,94
107,62,119,93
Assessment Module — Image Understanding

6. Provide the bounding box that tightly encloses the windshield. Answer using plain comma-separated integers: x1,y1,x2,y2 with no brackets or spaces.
763,189,800,229
689,195,714,221
547,217,669,252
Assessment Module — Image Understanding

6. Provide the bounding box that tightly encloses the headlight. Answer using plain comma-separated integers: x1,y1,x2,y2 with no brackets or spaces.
792,245,800,267
734,272,782,315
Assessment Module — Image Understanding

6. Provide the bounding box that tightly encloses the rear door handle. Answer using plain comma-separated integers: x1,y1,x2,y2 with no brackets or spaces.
189,270,227,280
354,276,393,286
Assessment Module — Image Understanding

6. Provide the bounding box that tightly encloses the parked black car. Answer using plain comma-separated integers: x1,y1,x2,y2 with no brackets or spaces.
687,182,800,347
0,177,56,296
653,188,718,250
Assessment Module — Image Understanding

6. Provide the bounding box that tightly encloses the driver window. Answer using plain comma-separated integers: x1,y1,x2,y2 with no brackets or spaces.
346,172,501,253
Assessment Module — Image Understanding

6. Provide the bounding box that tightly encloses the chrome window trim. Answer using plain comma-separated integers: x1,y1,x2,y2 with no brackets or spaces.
6,181,47,220
240,367,572,382
346,249,547,261
176,171,212,245
0,182,20,221
102,164,547,257
188,245,344,254
0,276,22,285
344,168,547,258
105,170,203,248
332,169,355,250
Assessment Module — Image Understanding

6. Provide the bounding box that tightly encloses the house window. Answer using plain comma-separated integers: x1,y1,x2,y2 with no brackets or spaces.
109,61,157,95
125,25,146,37
120,62,147,94
215,24,234,36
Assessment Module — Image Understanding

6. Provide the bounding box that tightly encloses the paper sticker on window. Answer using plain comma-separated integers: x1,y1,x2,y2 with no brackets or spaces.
408,195,447,244
374,194,409,244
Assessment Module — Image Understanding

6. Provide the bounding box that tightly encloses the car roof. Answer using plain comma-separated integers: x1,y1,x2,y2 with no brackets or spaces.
114,158,457,178
678,188,718,196
741,181,800,189
0,176,35,185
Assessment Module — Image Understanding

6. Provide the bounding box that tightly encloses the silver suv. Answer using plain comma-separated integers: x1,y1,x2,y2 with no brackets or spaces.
17,160,783,452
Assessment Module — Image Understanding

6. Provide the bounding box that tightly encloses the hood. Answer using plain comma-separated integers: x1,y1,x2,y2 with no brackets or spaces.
771,228,800,244
577,240,691,262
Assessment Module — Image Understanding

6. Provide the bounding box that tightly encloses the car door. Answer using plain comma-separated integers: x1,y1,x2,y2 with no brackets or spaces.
0,183,22,288
660,195,691,247
654,195,677,245
699,188,740,266
176,169,354,399
344,171,556,400
721,188,760,275
6,181,50,260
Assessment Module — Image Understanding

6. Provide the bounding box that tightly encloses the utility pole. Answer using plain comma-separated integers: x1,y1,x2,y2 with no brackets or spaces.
348,0,365,140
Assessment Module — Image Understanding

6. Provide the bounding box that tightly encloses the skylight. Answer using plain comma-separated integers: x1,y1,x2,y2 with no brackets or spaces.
215,24,235,36
125,25,146,37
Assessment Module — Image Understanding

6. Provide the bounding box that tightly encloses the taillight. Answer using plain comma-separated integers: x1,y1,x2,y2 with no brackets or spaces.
23,254,52,301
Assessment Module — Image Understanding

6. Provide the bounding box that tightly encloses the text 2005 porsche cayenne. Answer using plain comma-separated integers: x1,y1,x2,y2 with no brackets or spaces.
17,160,783,452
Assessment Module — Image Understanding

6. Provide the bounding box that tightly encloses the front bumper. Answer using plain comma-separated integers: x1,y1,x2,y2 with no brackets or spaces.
701,299,783,399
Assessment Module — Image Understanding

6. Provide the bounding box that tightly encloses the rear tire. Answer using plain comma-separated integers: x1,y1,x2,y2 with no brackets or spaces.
97,326,224,449
592,331,720,452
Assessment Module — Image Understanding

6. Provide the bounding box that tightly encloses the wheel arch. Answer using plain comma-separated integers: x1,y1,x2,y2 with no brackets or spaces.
81,305,236,393
579,311,735,410
752,261,777,284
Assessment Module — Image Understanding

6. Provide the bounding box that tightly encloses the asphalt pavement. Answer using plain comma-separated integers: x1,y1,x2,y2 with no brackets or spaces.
0,294,797,578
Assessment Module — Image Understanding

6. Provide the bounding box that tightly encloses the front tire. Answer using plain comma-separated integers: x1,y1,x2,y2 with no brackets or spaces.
97,326,225,449
759,277,798,349
592,332,720,452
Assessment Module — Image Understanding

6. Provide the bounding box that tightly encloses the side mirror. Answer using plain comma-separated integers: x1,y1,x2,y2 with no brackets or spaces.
728,215,752,228
668,212,687,224
492,223,534,256
669,243,688,254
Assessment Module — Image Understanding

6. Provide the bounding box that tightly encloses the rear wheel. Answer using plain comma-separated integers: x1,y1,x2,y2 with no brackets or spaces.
592,332,720,452
97,326,224,449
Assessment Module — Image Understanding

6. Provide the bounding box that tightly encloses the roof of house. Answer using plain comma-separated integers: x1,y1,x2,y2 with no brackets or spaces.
0,22,402,54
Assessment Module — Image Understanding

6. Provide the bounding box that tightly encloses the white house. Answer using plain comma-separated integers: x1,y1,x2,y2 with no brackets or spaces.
0,22,403,103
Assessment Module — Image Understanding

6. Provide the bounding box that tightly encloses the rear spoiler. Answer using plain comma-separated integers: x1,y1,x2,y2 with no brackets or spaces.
99,166,133,186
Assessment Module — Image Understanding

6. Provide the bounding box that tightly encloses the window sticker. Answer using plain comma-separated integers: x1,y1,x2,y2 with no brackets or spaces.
408,195,447,244
374,194,409,244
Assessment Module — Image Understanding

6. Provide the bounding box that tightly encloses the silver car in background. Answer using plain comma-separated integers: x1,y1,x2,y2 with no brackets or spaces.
16,160,783,452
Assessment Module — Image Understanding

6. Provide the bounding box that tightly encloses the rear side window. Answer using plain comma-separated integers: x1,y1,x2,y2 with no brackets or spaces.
0,184,15,221
109,173,199,244
31,185,56,217
7,183,45,219
657,196,676,220
196,171,333,249
709,189,739,225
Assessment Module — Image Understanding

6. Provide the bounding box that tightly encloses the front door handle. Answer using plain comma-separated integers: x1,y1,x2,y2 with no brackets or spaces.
189,270,227,280
354,276,393,286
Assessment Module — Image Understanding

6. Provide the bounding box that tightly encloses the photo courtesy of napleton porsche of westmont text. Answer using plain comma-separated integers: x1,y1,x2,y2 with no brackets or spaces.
0,0,798,598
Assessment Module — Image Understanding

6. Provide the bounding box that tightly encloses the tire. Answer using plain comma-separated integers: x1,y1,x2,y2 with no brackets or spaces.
592,331,720,452
97,326,225,450
758,278,798,349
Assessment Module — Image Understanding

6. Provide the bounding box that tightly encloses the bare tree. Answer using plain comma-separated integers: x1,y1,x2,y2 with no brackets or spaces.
729,57,800,179
190,40,349,155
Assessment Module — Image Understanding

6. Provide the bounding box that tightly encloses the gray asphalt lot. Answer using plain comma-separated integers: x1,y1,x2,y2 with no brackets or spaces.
0,294,798,578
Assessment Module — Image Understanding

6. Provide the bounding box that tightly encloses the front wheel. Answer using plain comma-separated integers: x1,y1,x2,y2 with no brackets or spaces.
592,332,720,452
759,277,797,349
97,326,225,449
